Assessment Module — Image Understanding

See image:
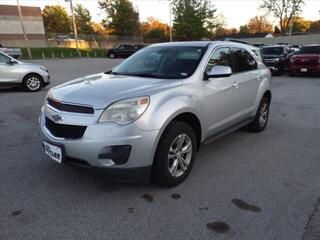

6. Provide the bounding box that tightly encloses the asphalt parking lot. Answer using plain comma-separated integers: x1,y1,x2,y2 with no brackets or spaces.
1,58,320,240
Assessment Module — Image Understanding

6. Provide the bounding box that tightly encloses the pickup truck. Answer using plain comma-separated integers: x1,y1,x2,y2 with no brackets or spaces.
0,47,22,59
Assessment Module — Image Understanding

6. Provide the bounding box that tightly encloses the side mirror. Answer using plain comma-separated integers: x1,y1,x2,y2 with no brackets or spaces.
7,59,17,65
204,65,232,80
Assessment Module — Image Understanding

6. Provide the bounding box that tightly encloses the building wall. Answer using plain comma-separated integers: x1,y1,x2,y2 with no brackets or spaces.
0,5,48,47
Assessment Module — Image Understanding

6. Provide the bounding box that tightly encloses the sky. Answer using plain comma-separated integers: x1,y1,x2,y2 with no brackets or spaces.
0,0,319,28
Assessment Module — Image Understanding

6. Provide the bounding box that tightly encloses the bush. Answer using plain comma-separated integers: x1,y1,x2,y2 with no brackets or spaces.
20,48,106,59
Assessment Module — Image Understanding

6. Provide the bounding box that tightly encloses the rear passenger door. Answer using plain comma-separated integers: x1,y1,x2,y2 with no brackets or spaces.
231,47,259,117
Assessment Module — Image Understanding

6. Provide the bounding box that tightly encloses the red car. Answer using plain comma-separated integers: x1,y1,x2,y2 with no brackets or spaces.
289,45,320,76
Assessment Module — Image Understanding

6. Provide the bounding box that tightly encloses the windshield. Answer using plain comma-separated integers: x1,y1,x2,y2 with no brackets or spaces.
110,46,206,79
299,46,320,54
261,47,284,55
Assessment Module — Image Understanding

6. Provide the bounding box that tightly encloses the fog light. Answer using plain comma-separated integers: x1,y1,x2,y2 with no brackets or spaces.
98,145,132,165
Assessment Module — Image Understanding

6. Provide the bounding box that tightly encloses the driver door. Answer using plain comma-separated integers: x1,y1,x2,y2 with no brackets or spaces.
203,47,242,137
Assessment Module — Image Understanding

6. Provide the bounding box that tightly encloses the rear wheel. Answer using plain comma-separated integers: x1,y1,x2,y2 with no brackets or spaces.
248,96,270,132
22,74,43,92
152,121,197,187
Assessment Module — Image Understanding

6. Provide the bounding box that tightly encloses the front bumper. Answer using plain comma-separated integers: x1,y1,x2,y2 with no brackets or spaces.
264,61,282,72
39,107,160,181
289,65,320,75
41,71,50,86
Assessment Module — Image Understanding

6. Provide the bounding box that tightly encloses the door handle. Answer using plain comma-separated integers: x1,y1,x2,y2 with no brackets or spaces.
233,81,239,88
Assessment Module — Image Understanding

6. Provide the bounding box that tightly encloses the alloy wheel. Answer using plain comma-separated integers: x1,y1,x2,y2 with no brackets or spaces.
26,76,41,91
167,134,193,178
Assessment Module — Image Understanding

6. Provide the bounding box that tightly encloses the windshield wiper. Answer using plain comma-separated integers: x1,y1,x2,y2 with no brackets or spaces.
128,72,163,78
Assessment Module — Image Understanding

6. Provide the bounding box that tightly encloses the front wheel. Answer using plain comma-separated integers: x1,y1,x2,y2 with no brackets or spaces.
22,74,43,92
248,96,270,132
152,121,197,187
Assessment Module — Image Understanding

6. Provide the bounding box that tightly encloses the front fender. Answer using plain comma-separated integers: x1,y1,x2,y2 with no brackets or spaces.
134,91,205,160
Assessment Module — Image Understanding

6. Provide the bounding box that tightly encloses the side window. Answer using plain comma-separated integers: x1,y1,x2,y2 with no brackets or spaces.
0,53,10,64
205,47,233,73
231,48,257,73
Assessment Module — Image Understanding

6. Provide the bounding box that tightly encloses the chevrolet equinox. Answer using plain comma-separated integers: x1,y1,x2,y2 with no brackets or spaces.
40,41,272,187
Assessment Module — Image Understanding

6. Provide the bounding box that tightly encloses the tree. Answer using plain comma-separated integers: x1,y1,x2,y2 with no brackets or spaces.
239,25,250,34
74,4,94,34
99,0,140,36
291,17,310,32
173,0,217,40
42,5,71,34
247,16,273,33
222,28,238,35
308,20,320,32
141,17,169,39
274,25,281,34
91,22,108,34
260,0,305,34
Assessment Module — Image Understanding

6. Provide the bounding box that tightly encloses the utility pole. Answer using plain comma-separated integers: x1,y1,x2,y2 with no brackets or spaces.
65,0,79,54
169,0,173,42
16,0,32,59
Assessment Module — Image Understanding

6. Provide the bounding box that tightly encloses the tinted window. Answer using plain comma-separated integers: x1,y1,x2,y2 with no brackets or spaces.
0,53,10,64
206,47,233,73
261,47,284,55
111,46,206,79
232,48,257,73
299,46,320,54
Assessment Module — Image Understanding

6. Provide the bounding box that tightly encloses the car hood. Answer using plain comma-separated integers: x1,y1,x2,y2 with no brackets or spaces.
48,73,182,109
18,61,44,69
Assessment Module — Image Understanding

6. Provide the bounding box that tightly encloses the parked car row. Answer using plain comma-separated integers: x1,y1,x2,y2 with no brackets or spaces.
259,44,320,76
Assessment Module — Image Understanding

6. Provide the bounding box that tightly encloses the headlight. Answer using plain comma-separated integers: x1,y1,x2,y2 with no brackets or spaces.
40,66,48,72
98,96,150,125
273,58,280,62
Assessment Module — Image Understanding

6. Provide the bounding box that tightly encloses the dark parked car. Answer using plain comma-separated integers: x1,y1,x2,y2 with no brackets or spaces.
260,45,290,75
106,44,144,58
289,45,320,76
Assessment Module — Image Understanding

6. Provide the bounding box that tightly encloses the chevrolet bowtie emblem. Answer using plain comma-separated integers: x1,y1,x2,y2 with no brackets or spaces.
52,113,63,122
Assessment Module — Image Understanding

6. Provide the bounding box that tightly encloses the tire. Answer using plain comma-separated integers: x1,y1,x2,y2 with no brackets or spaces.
22,74,43,92
288,71,295,77
248,96,270,132
109,53,116,58
152,121,197,187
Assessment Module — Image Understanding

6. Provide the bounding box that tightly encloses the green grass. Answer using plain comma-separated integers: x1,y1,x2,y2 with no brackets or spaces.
21,47,106,59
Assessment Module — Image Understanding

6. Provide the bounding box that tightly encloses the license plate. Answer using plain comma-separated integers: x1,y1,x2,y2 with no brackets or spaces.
43,141,62,163
300,68,308,72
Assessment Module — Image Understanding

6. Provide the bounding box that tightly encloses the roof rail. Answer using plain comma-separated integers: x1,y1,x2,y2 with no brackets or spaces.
222,38,250,45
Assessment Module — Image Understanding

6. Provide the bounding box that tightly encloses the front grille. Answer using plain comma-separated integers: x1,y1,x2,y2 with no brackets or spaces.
45,117,87,139
292,59,319,66
48,99,94,114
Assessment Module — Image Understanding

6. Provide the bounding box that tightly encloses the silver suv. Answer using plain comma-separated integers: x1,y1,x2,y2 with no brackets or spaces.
0,52,50,91
40,41,271,186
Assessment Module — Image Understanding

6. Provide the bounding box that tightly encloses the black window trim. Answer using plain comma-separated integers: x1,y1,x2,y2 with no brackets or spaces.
203,46,235,77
